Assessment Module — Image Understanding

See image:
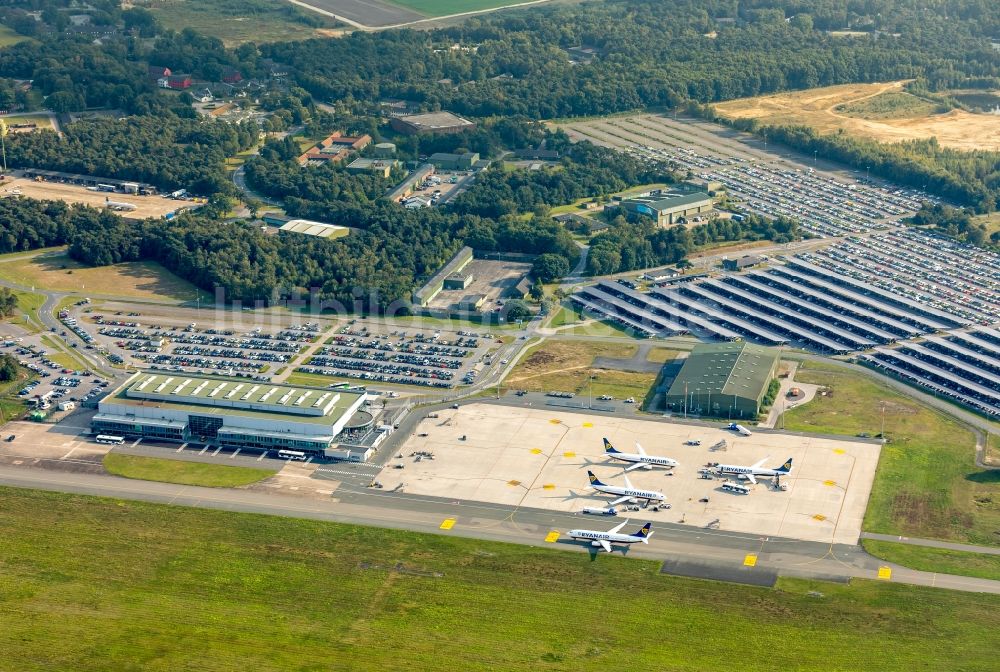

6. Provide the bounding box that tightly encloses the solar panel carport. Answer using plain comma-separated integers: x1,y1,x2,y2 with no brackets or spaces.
678,283,849,353
770,265,951,333
896,343,1000,389
787,260,970,329
725,275,899,344
862,354,1000,417
695,279,875,350
573,285,687,336
647,287,788,345
594,281,743,341
871,347,1000,403
923,335,1000,374
751,270,922,338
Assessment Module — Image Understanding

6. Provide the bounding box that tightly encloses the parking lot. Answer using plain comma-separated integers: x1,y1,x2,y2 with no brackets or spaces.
559,114,933,237
378,403,880,544
0,175,190,220
425,259,533,314
54,300,506,392
298,323,496,388
1,338,113,416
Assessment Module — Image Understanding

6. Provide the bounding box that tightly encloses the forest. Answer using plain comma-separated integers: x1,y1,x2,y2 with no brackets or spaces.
6,116,257,195
586,213,802,275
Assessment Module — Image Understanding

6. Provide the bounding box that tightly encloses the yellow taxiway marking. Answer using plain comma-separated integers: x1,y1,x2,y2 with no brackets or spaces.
582,422,593,428
507,480,521,487
743,553,758,567
439,518,456,530
549,419,561,424
878,566,892,581
530,448,543,455
563,451,576,458
544,531,560,543
812,514,827,521
542,484,556,490
823,480,837,486
833,448,846,455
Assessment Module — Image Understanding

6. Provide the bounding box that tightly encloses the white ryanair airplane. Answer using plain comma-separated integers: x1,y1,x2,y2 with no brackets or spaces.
568,520,653,553
603,438,678,472
587,471,666,507
715,457,793,484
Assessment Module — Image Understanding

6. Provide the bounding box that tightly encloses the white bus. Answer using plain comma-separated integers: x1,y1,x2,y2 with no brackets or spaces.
95,434,125,445
277,449,307,461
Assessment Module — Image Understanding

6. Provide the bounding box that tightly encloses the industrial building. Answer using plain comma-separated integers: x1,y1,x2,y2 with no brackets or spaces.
278,219,349,239
620,192,713,226
346,158,399,178
92,373,374,455
390,111,476,135
722,255,763,271
662,342,779,418
428,152,479,170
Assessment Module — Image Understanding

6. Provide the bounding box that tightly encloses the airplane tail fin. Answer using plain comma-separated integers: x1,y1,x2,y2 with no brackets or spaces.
603,437,619,454
587,470,606,487
634,522,652,541
777,458,793,473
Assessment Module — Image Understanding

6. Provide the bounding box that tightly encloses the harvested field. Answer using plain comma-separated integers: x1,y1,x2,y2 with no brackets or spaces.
291,0,424,26
713,81,1000,151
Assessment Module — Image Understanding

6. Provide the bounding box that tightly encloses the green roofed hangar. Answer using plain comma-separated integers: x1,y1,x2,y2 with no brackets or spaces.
663,342,779,419
92,373,380,458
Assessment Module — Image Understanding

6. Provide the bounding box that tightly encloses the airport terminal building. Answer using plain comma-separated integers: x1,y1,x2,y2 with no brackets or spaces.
93,373,371,454
663,342,779,418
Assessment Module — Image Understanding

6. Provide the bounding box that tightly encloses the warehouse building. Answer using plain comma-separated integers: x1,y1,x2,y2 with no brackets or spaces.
390,111,476,135
620,192,713,226
428,152,479,170
722,254,763,271
92,373,371,455
662,341,779,418
278,219,349,239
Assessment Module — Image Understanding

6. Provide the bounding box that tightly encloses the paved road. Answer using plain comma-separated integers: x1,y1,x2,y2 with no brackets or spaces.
861,532,1000,556
1,463,998,594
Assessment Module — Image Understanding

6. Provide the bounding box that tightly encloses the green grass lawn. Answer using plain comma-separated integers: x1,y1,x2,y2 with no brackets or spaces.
783,361,1000,556
0,486,997,671
0,366,32,422
0,24,30,47
862,540,1000,582
103,454,276,488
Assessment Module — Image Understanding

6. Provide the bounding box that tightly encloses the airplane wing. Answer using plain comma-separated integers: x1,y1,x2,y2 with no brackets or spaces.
624,462,647,473
609,495,631,506
623,474,634,489
599,539,612,553
635,442,647,457
608,520,629,535
746,474,757,485
751,457,769,469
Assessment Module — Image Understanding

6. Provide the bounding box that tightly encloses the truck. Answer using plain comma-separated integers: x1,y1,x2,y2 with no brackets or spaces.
728,422,752,437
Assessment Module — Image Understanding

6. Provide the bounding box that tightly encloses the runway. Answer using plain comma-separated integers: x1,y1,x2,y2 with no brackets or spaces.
1,464,998,594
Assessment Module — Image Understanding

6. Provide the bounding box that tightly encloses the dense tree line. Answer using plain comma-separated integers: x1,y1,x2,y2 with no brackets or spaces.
0,196,116,252
263,0,1000,119
586,213,801,275
909,203,999,249
452,143,670,220
6,116,256,195
0,288,17,319
712,120,1000,211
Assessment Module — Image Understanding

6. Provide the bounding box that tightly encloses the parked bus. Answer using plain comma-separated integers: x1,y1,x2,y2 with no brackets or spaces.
95,434,125,445
277,449,307,461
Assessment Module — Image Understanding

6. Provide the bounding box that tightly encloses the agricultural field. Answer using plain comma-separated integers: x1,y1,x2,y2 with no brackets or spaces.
142,0,340,45
783,361,1000,549
713,81,1000,151
0,250,211,303
0,487,997,671
103,454,277,488
387,0,542,16
295,0,543,27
